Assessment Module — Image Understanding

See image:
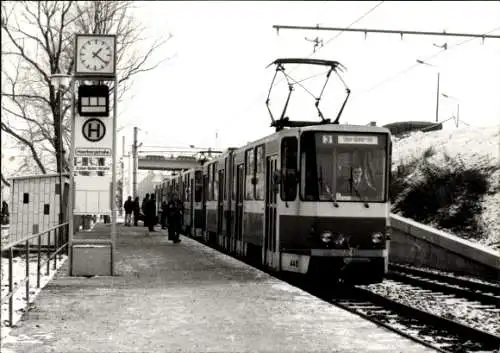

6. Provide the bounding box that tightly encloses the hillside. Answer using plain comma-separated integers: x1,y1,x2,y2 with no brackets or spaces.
391,125,500,250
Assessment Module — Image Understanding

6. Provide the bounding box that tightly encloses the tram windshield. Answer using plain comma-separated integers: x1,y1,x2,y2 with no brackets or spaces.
300,131,388,202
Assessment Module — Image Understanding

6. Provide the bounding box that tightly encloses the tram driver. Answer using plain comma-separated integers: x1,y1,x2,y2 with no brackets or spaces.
338,165,377,199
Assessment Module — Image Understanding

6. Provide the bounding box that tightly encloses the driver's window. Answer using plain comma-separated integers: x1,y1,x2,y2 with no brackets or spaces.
280,137,298,201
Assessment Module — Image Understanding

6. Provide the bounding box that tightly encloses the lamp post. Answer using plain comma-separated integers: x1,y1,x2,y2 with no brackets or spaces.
441,93,463,127
416,59,440,123
50,73,74,264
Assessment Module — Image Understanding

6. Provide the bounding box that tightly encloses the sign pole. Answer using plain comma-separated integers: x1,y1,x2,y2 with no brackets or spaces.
111,78,118,276
71,33,117,276
68,77,76,276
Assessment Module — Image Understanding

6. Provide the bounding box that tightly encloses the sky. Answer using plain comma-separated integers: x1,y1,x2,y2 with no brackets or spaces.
116,0,500,157
1,1,499,187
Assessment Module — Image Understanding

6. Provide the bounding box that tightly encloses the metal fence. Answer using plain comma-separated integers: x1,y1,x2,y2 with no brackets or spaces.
1,222,69,327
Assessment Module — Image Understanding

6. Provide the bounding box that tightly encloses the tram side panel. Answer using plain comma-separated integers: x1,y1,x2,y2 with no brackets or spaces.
192,170,204,238
182,171,193,235
262,138,280,270
216,161,225,248
205,162,218,244
226,154,237,253
232,152,245,255
241,146,265,264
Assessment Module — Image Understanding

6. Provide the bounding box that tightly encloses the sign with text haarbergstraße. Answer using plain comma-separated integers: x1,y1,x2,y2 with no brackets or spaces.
74,116,113,157
75,147,112,157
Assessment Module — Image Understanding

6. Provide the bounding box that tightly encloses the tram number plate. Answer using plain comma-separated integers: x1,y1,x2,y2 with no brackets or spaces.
289,258,299,268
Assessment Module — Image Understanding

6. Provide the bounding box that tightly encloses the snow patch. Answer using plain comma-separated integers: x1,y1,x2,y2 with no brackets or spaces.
361,279,500,336
1,254,67,344
392,125,500,250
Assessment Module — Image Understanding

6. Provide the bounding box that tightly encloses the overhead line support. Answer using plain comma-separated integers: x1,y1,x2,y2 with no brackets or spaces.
273,25,500,40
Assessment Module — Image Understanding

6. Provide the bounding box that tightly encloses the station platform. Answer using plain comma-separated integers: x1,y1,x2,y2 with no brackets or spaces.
1,223,436,353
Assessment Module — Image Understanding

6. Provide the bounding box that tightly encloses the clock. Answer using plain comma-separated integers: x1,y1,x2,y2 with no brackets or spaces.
75,34,116,77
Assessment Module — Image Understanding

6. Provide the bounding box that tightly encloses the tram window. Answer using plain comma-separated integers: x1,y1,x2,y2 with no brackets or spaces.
232,157,237,200
224,159,228,201
255,145,265,200
281,137,298,201
184,176,190,202
213,164,219,201
208,165,213,201
245,149,254,200
195,171,202,202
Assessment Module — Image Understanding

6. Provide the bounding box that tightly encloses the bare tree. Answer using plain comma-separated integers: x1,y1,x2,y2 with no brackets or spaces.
1,1,172,177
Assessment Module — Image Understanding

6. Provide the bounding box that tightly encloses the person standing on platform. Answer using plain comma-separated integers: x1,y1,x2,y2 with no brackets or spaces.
1,201,9,225
123,196,133,226
141,193,150,228
167,193,183,243
160,199,168,230
133,196,140,226
145,194,157,232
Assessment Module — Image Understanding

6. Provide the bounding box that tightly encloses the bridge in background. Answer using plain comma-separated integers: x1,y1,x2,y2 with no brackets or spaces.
137,157,202,171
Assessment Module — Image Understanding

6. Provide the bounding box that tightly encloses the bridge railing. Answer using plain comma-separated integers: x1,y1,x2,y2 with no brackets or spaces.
1,222,69,327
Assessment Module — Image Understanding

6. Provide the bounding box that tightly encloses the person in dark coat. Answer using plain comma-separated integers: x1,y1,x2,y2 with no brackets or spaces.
1,201,9,225
141,193,150,228
145,194,157,232
339,166,377,199
123,196,134,226
166,193,183,243
133,196,140,226
160,200,168,230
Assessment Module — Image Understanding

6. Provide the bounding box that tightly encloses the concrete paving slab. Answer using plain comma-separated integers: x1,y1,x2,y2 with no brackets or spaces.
2,224,436,353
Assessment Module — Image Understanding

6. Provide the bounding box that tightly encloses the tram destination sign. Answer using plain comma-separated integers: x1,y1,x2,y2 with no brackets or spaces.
316,133,380,146
337,135,378,145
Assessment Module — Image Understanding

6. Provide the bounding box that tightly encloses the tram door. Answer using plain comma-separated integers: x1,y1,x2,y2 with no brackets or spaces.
202,174,208,235
264,155,278,267
217,169,224,245
235,164,244,254
190,177,194,236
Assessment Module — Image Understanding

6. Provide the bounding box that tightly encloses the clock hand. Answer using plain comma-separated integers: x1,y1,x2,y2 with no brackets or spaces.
94,53,109,65
92,48,103,58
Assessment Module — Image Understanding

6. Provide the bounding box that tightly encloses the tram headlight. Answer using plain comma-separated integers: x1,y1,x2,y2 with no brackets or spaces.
333,233,345,246
320,231,333,243
371,232,384,244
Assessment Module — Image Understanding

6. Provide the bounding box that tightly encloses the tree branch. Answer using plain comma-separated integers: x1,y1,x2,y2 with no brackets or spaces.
1,92,51,106
1,122,46,174
117,35,173,85
1,172,11,187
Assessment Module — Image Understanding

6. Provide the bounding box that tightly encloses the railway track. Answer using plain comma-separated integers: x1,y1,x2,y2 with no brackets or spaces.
328,284,500,353
388,263,500,307
187,236,500,352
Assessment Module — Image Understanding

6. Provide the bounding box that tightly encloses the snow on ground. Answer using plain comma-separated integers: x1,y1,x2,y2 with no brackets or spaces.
0,218,108,344
391,125,500,250
1,254,67,343
362,279,500,336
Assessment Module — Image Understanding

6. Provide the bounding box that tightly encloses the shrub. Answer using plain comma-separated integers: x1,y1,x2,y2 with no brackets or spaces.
389,157,419,204
391,155,495,240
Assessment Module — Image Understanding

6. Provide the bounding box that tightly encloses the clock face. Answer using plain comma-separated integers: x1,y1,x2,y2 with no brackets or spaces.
75,35,116,76
79,39,113,72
